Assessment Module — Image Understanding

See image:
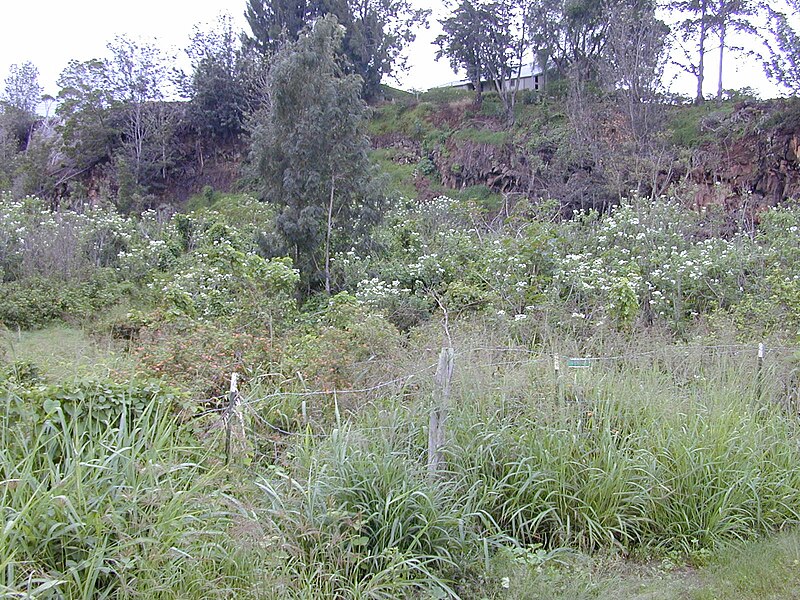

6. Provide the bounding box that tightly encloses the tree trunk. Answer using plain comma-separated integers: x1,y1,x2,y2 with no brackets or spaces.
717,25,726,103
324,173,335,295
471,64,482,108
695,0,708,105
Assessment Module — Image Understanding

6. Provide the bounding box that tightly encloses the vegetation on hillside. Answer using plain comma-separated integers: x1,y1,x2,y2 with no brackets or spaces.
3,0,800,597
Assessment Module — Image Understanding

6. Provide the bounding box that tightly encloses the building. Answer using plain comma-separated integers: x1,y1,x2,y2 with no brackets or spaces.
443,64,545,93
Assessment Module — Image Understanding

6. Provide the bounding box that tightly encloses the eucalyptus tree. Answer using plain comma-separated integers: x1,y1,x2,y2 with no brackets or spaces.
185,14,252,142
435,0,511,108
709,0,760,101
765,0,800,94
1,62,42,150
248,15,384,292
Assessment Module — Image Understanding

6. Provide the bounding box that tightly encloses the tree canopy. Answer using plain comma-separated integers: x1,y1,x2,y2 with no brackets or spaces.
244,0,428,100
248,15,384,291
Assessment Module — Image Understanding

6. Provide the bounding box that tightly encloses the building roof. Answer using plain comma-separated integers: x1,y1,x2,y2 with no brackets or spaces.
435,63,544,89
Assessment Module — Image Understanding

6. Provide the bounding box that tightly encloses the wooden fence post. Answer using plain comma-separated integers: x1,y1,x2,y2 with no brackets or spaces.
756,342,765,401
553,353,562,404
428,347,455,476
224,372,244,465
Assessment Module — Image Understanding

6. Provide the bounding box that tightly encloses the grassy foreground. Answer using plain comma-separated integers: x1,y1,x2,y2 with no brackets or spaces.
2,326,800,598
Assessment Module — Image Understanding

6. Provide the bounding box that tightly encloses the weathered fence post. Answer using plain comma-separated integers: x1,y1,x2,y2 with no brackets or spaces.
553,353,562,404
224,372,244,465
428,347,455,476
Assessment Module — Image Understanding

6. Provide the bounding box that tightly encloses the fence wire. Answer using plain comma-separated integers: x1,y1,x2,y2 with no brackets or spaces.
211,341,800,454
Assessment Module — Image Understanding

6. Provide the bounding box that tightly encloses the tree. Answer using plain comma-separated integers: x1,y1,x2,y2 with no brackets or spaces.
708,0,761,101
249,15,383,292
602,1,669,144
436,0,524,117
106,36,180,194
54,37,180,204
56,58,120,172
185,14,252,141
1,62,42,150
244,0,315,53
526,0,616,84
601,3,671,196
671,0,763,103
334,0,430,100
672,0,711,104
2,62,42,115
244,0,428,100
765,0,800,93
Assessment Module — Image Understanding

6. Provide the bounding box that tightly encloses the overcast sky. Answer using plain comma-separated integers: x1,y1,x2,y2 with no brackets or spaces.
0,0,789,101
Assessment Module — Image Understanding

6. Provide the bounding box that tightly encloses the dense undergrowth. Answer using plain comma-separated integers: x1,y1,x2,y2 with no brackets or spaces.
2,187,800,598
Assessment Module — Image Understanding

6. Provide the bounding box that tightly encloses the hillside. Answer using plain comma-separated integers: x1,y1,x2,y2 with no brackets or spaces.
5,88,800,599
369,91,800,223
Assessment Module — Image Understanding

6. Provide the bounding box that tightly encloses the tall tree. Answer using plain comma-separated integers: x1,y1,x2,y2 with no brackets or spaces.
526,0,617,84
1,62,42,150
765,0,800,94
671,0,712,103
436,0,502,108
335,0,430,100
436,0,527,119
56,59,120,172
244,0,428,100
249,15,383,292
185,14,252,141
244,0,315,53
602,0,669,143
709,0,761,101
2,62,42,115
106,36,179,192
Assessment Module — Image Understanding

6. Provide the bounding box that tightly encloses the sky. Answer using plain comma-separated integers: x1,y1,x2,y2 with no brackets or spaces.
0,0,790,103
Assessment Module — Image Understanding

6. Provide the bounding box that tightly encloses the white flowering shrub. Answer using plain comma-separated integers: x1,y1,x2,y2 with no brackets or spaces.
342,193,800,335
0,194,137,281
551,199,763,329
157,238,299,325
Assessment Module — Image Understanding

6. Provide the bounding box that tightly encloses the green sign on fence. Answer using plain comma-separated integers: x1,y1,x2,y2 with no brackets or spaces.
567,358,592,368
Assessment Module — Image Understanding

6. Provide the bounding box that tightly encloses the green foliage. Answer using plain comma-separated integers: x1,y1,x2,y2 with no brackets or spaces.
0,378,251,599
184,14,253,142
453,127,510,145
245,0,429,101
248,16,385,289
418,87,474,104
56,58,120,171
0,272,128,329
369,101,438,139
668,102,734,147
284,292,401,390
435,0,517,112
157,238,298,324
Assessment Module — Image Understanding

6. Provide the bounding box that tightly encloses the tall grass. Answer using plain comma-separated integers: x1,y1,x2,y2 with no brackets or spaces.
4,330,800,598
441,349,800,556
0,381,255,599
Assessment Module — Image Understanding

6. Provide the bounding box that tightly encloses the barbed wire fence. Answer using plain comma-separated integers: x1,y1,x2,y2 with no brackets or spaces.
215,341,800,465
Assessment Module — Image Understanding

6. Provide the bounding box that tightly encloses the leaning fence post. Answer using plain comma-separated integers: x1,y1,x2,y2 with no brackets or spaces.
428,347,455,476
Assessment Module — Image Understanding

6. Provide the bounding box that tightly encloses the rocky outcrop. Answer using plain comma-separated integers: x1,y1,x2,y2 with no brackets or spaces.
436,139,529,193
687,100,800,220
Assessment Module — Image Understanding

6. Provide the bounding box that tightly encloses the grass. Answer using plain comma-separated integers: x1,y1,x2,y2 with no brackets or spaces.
0,379,256,599
370,148,420,199
4,322,800,597
453,127,510,146
668,102,736,147
0,326,135,380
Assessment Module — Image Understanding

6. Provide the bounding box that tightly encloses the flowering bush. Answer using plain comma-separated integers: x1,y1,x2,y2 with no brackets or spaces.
156,238,299,328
